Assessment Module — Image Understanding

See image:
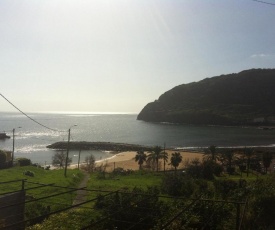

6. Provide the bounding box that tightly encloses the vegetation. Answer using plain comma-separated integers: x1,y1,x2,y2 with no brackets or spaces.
147,146,162,171
16,157,32,166
137,68,275,125
135,150,147,170
81,154,96,172
52,151,72,168
170,152,182,172
1,146,275,229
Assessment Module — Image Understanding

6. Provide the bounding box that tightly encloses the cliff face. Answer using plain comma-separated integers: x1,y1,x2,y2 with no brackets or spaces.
137,69,275,125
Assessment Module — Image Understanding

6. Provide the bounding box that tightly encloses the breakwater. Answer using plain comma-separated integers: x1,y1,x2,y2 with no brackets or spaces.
47,141,153,152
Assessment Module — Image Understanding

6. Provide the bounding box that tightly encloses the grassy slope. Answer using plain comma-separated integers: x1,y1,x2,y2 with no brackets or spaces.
87,171,162,191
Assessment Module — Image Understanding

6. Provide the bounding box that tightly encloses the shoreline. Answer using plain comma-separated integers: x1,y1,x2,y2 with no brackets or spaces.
69,150,205,172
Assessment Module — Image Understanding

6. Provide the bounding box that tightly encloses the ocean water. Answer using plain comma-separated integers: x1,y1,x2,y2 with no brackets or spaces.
0,112,275,166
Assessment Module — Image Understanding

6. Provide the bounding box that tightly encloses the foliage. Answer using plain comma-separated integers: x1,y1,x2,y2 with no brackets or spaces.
112,167,133,176
161,173,212,198
204,145,218,162
161,150,168,171
185,159,223,180
135,150,147,170
0,150,7,169
81,154,95,172
170,152,182,171
23,170,35,177
94,187,167,230
52,151,72,168
17,157,31,166
147,146,162,171
26,209,94,230
25,202,51,226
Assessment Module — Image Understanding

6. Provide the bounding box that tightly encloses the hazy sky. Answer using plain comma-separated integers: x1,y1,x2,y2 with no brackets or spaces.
1,0,275,113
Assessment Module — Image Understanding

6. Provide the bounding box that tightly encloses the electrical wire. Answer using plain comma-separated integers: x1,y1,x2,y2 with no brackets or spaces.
0,93,66,133
253,0,275,5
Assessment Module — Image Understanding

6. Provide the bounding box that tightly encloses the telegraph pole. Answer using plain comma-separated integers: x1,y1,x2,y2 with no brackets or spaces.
64,128,71,177
11,127,21,166
64,125,77,177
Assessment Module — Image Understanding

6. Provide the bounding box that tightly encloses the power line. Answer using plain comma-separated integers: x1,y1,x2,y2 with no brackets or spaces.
253,0,275,6
0,93,66,133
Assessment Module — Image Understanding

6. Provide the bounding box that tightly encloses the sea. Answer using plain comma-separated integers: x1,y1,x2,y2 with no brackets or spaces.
0,112,275,166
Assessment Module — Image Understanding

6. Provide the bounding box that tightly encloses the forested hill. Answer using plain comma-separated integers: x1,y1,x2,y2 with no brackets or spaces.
137,69,275,126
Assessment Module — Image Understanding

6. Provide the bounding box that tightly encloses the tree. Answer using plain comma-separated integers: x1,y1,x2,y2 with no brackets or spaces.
204,145,218,162
243,148,254,177
220,149,236,174
52,151,72,168
161,151,169,172
135,150,147,170
83,154,96,173
170,152,182,172
147,146,162,171
262,152,273,174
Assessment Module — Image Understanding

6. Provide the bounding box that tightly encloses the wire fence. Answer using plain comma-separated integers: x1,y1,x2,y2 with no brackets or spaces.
0,180,248,230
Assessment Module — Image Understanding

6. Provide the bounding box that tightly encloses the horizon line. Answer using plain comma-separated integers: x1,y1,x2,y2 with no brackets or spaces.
0,110,139,115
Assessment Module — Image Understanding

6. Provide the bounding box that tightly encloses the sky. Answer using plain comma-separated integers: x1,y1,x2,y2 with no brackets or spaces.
1,0,275,113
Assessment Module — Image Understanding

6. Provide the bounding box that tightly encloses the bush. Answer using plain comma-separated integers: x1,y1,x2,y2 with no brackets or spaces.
161,173,208,197
214,179,238,199
17,158,32,166
23,170,35,177
94,187,167,230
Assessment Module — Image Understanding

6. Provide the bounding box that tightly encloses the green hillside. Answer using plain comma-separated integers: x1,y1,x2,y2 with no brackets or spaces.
137,69,275,125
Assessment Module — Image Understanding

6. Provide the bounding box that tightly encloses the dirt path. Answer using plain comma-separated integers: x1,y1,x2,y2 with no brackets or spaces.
72,172,89,206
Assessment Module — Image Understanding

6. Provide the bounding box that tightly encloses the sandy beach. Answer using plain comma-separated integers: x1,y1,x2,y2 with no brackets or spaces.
92,150,204,172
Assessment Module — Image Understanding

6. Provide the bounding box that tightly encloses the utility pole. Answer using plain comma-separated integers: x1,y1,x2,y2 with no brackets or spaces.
12,127,21,167
64,128,71,177
12,128,15,166
163,142,166,172
64,125,77,177
77,149,81,170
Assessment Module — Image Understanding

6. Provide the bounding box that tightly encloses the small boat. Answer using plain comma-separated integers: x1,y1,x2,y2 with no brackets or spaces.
0,133,11,139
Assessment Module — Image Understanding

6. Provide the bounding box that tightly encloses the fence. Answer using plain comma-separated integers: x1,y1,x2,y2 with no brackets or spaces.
0,179,248,230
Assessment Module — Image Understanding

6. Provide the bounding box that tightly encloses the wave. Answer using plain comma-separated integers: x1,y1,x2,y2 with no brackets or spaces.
16,144,47,153
174,144,275,150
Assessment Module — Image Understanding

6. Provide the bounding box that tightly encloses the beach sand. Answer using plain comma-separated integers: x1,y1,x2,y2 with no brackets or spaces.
92,150,204,172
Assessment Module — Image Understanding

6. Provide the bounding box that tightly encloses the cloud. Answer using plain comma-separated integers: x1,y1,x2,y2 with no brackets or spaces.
250,53,273,58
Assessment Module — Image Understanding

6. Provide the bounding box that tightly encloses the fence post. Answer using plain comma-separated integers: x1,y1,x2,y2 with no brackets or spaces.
236,202,241,230
21,179,25,190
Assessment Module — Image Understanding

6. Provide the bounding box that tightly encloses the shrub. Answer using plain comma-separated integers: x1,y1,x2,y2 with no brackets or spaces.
17,158,32,166
214,179,238,199
23,170,35,177
161,173,205,197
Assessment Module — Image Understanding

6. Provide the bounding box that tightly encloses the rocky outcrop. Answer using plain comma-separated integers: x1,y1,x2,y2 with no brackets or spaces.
138,69,275,125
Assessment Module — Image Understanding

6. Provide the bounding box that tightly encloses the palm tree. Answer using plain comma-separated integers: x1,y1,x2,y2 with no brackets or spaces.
170,152,182,172
161,151,169,172
243,147,254,177
204,145,218,162
135,150,147,170
220,149,236,175
147,146,162,171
